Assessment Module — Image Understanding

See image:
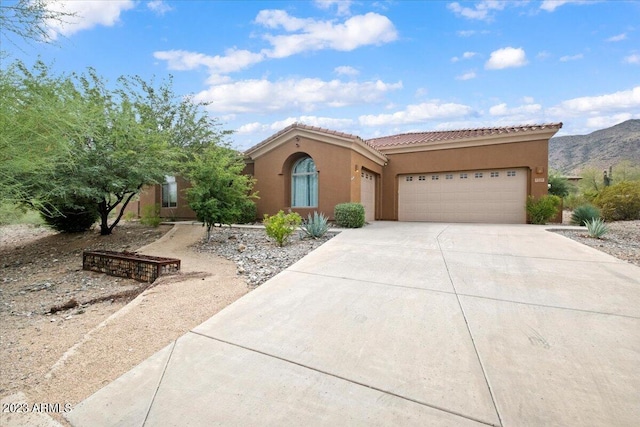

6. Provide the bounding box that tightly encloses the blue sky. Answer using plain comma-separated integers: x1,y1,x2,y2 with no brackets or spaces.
3,0,640,150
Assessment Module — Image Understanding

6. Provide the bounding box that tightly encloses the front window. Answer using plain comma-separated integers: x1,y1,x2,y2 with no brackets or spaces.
162,176,177,208
292,157,318,207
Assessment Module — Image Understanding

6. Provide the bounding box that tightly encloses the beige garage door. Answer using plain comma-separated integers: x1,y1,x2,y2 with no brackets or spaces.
361,171,376,222
398,168,527,223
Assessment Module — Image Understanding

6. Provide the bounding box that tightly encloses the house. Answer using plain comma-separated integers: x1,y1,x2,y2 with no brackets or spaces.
133,122,563,224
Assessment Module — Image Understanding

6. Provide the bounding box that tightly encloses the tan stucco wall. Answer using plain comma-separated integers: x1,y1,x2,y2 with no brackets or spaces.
350,151,384,220
131,132,551,224
251,135,354,220
134,176,197,220
379,139,549,220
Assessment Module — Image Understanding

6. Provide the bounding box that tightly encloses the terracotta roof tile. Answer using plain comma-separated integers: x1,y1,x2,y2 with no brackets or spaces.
365,123,563,148
244,122,386,157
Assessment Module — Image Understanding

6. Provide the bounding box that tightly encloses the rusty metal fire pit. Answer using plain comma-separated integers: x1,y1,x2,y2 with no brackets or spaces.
82,250,181,283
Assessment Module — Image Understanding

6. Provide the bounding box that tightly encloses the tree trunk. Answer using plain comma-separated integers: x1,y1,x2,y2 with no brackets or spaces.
98,200,111,235
98,191,139,236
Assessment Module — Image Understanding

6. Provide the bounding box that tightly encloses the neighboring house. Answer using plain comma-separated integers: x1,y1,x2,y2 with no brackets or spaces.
134,122,563,224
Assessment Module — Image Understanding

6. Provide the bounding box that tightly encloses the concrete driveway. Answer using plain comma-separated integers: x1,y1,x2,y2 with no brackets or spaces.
67,222,640,426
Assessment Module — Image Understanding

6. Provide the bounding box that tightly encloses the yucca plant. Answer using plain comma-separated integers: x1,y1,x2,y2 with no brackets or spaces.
571,204,600,226
585,218,608,239
300,211,330,238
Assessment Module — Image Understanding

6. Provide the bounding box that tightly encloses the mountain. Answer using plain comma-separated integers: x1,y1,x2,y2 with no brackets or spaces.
549,119,640,175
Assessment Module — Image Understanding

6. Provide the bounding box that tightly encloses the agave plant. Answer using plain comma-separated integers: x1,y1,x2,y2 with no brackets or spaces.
585,218,608,239
300,211,330,239
571,204,600,226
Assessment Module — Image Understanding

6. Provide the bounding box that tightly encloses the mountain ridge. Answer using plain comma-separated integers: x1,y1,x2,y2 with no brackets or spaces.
549,119,640,175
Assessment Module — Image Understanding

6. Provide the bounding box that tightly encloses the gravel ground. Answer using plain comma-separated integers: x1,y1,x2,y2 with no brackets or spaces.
193,226,337,286
551,219,640,266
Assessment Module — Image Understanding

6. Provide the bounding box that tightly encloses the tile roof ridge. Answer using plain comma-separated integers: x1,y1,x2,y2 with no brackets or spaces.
364,122,563,146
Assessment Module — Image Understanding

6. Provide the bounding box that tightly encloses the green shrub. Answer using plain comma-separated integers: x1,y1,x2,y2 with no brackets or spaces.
301,211,329,238
0,203,45,226
140,204,161,227
548,174,571,198
237,200,257,224
263,210,302,247
334,203,365,228
594,181,640,221
564,193,589,211
122,211,137,222
585,218,609,239
570,204,601,226
526,195,561,225
40,197,99,233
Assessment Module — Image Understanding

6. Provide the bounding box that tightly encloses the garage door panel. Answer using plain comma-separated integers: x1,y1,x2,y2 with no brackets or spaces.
399,168,527,223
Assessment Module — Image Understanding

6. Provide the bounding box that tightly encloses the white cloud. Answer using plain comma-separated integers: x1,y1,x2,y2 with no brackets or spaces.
457,30,476,37
286,115,354,129
258,11,398,58
559,53,584,62
489,102,542,116
623,54,640,64
44,0,134,39
448,1,507,21
193,78,403,113
456,71,477,80
147,0,173,15
153,49,265,74
334,66,359,76
452,51,477,62
606,33,627,42
358,101,475,126
585,113,637,130
537,51,551,60
540,1,592,12
236,122,265,134
314,0,353,16
485,47,528,69
548,86,640,117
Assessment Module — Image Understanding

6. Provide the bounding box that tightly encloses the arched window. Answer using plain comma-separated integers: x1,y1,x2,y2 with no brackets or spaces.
292,157,318,207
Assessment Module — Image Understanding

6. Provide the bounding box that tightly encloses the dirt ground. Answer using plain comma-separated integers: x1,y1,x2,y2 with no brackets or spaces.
0,222,249,426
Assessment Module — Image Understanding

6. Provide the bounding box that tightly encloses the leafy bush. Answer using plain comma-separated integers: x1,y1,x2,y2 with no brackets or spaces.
334,203,365,228
140,204,161,227
564,193,589,211
0,203,44,226
585,218,609,239
526,195,561,225
570,204,601,226
122,211,137,222
237,200,257,224
40,197,99,233
594,181,640,221
263,210,302,247
301,211,329,238
548,174,571,198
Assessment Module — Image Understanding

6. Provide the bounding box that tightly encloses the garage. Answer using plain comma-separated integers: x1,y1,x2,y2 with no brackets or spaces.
398,168,527,223
361,170,376,222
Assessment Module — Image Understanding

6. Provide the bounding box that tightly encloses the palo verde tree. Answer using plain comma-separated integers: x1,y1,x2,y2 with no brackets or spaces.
0,60,77,212
184,145,257,239
3,60,233,235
